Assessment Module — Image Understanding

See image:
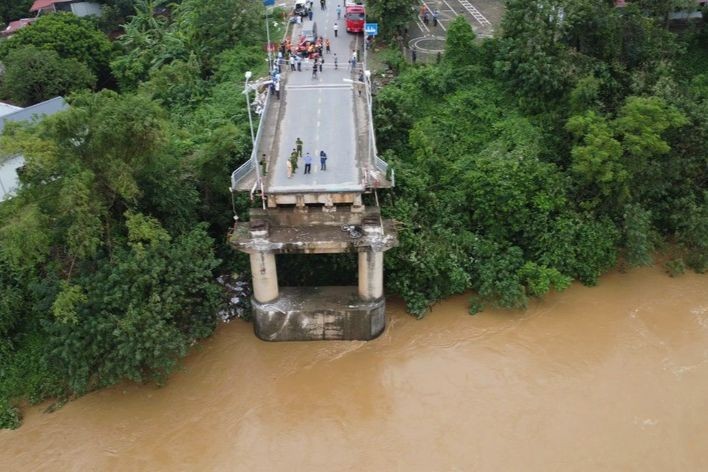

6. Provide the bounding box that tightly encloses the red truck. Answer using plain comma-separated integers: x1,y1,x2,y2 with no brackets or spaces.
345,2,365,33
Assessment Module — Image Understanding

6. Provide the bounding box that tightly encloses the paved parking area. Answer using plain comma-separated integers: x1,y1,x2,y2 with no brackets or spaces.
407,0,504,61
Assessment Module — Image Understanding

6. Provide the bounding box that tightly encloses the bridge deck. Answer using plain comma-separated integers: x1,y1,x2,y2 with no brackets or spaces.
268,80,361,193
267,5,368,194
233,3,390,197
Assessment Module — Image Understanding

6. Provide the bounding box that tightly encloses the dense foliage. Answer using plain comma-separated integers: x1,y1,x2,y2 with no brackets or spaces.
0,45,96,106
0,1,274,427
376,7,707,315
0,13,113,84
367,0,416,40
0,0,33,25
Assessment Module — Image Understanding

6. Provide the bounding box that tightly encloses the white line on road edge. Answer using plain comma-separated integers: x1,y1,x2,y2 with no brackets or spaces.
441,0,460,18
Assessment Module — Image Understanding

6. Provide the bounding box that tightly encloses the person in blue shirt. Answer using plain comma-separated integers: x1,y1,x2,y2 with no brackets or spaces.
304,152,313,174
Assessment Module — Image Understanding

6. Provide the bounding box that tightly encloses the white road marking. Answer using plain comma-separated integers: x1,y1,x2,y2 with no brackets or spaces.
285,84,353,90
455,0,492,27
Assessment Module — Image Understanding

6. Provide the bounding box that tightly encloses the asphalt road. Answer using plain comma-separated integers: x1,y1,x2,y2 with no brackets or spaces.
267,4,365,193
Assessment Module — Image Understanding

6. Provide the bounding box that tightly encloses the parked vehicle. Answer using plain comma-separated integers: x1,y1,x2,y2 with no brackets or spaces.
345,3,365,33
294,0,308,17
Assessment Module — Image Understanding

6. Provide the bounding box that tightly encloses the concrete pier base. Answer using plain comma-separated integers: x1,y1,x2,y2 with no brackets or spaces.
252,286,385,341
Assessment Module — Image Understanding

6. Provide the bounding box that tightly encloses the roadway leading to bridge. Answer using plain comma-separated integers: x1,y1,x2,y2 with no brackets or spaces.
266,4,365,194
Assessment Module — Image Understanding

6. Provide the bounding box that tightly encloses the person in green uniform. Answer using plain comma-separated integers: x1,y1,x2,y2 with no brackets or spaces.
295,137,303,157
289,148,299,174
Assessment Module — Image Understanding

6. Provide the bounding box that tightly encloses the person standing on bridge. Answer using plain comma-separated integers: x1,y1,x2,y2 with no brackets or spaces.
304,152,313,174
296,138,303,157
333,22,338,38
289,148,299,175
319,150,327,171
260,154,268,176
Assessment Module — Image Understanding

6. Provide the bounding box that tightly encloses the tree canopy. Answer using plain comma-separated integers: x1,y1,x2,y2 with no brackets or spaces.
0,13,113,84
0,46,95,106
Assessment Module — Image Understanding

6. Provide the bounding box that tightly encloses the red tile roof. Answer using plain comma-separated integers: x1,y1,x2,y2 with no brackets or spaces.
30,0,73,12
1,18,37,36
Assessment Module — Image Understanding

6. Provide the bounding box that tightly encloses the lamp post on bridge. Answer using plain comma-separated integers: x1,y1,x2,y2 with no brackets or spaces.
243,70,266,210
244,70,256,149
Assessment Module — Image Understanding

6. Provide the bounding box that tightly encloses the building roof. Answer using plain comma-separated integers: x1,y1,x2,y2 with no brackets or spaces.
0,97,68,134
30,0,73,12
0,102,23,117
1,18,37,36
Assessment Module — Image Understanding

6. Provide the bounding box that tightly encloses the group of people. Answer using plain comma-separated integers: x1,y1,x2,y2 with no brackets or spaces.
287,138,328,178
297,36,331,59
420,5,440,27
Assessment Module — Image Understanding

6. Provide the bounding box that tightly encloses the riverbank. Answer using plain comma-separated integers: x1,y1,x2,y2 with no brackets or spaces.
1,265,706,470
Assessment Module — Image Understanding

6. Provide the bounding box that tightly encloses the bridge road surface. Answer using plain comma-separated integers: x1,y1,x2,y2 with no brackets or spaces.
266,4,364,194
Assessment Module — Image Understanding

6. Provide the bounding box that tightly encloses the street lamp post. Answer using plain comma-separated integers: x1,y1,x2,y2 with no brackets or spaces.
243,70,266,209
265,7,273,71
244,70,256,149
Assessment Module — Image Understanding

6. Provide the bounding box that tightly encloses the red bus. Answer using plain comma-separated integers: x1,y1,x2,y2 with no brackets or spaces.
345,3,365,33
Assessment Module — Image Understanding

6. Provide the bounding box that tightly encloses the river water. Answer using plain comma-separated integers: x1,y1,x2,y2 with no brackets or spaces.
1,266,707,470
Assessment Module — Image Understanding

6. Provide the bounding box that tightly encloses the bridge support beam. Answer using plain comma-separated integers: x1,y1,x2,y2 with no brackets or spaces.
358,250,384,300
250,251,279,303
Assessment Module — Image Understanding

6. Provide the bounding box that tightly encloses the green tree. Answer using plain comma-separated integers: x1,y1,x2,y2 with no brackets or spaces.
444,16,477,67
622,203,656,267
494,0,574,111
0,13,112,82
566,111,627,207
0,0,33,24
0,46,95,106
111,0,189,90
48,217,221,393
175,0,264,71
367,0,416,40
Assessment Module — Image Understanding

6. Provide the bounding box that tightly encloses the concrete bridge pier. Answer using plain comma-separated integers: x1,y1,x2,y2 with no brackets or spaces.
250,251,279,303
358,219,385,301
248,220,279,303
231,208,398,341
358,250,384,301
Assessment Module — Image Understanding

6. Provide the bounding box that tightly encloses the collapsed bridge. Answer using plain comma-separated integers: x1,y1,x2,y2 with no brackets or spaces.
230,6,397,341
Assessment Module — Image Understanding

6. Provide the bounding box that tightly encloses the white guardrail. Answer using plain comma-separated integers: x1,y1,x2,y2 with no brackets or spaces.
231,88,271,190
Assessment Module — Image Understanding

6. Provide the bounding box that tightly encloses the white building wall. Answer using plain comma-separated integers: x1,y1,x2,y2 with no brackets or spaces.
70,2,102,17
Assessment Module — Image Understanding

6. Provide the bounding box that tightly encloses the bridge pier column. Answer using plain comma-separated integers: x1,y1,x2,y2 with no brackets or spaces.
358,250,384,300
250,251,279,303
248,220,279,303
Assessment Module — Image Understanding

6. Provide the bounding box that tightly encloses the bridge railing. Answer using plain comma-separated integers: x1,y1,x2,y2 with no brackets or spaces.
230,159,253,190
362,55,393,188
231,86,272,191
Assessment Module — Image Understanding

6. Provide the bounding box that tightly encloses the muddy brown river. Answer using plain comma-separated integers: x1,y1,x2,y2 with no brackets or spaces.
1,266,707,470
